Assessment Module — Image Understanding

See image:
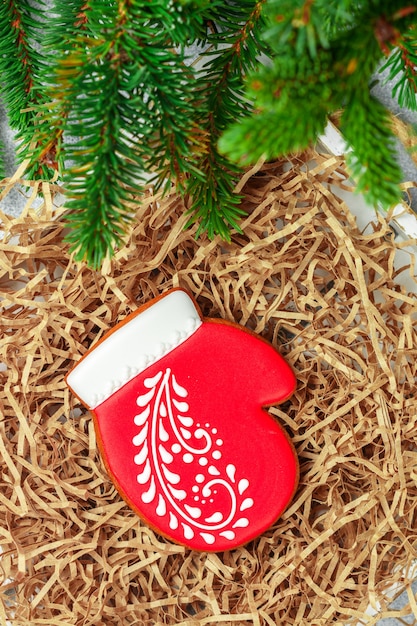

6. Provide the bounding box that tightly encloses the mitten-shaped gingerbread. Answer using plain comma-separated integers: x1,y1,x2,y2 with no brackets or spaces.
66,289,298,551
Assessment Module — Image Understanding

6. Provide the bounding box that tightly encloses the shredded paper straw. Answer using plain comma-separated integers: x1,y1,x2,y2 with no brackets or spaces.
0,149,416,625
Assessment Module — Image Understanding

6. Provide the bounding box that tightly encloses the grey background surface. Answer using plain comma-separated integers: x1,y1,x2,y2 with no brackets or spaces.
0,67,416,626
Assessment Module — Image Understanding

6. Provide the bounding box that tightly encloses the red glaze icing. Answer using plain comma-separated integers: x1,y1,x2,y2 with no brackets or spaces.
90,315,298,551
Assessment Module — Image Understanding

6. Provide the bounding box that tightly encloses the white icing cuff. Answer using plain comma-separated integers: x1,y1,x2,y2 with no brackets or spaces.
67,290,202,409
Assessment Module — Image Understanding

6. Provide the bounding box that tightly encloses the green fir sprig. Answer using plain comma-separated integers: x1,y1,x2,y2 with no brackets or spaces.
184,0,269,239
341,91,404,208
1,1,417,267
220,1,417,211
37,0,210,267
0,0,50,185
0,0,46,136
380,21,417,112
18,0,90,178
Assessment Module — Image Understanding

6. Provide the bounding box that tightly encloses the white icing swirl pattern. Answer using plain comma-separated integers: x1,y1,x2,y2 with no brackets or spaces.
132,368,253,546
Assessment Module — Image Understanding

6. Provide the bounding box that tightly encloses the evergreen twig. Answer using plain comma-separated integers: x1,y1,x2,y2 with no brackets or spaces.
184,0,269,239
20,0,90,178
0,1,417,267
341,92,403,208
379,23,417,112
220,0,417,211
0,0,46,137
46,0,208,268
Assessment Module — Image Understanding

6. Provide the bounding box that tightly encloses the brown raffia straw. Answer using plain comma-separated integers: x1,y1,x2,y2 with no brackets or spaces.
0,149,416,625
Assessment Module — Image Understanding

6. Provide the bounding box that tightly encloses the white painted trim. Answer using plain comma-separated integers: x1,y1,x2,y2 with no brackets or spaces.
66,290,202,409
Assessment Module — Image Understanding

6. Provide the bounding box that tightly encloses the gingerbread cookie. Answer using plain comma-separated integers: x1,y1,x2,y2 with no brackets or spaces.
66,289,298,551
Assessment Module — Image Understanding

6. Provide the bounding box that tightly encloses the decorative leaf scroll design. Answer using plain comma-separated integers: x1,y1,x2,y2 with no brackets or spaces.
132,368,253,546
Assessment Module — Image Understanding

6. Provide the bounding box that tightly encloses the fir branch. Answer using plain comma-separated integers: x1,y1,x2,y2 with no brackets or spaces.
23,0,211,180
2,0,417,264
218,39,340,162
263,0,330,58
63,63,145,269
60,0,204,267
218,49,332,163
0,0,46,137
220,0,411,210
20,0,90,177
184,0,269,238
341,92,403,208
379,24,417,112
315,0,359,38
154,0,216,45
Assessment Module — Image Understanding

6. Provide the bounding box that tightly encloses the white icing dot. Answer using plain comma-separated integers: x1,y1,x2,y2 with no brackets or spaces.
169,330,181,344
212,450,222,460
199,457,208,466
171,444,181,454
186,316,199,332
194,496,199,501
212,428,218,434
183,453,194,464
209,499,214,503
137,355,148,369
202,500,206,505
155,343,165,357
192,485,199,493
195,474,205,483
215,439,223,446
205,423,210,428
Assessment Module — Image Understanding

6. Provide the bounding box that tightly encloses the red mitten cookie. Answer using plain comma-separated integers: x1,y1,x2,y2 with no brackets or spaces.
66,289,298,551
